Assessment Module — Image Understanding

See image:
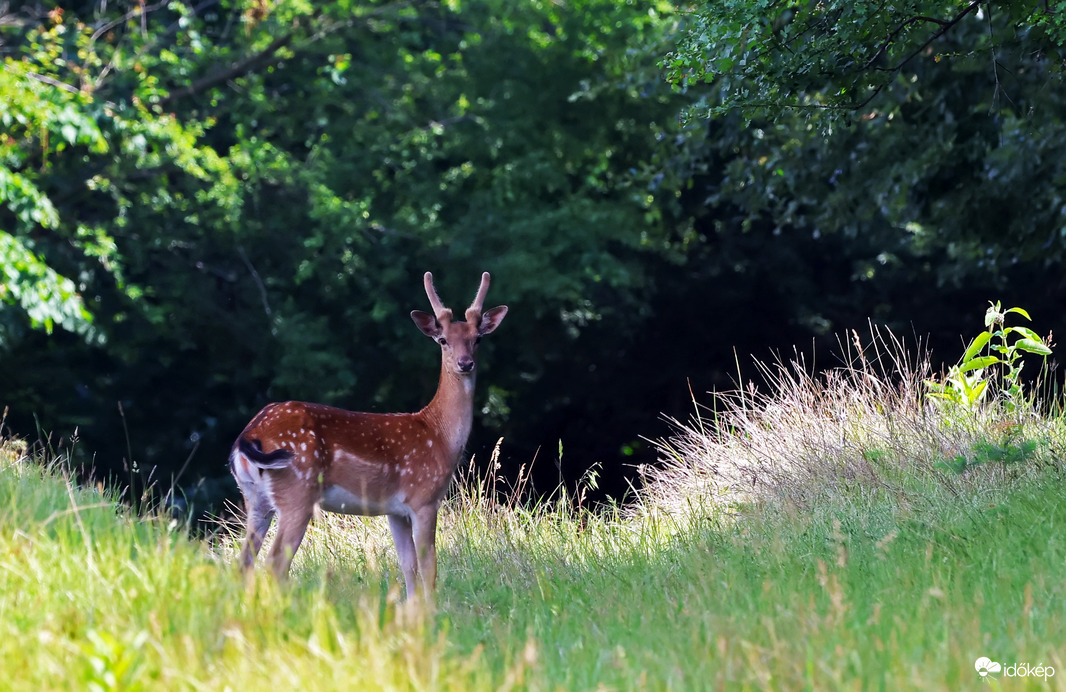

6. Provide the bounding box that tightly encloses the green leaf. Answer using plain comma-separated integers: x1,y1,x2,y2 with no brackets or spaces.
1013,338,1053,356
956,355,999,373
0,167,60,230
1005,326,1043,342
961,331,992,363
965,379,989,405
1005,306,1032,320
0,230,94,336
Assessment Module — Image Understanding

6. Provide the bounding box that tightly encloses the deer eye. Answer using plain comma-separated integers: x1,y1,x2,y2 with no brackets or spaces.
438,337,447,346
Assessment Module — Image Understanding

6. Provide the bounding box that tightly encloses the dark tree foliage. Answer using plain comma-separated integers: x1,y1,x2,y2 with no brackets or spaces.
1,1,1064,517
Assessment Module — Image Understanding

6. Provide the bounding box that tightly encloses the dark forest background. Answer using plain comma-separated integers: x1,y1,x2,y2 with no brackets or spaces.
2,1,1065,519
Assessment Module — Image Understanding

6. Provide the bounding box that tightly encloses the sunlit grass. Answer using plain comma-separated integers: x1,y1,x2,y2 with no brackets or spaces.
4,325,1066,689
643,326,1066,519
0,444,491,691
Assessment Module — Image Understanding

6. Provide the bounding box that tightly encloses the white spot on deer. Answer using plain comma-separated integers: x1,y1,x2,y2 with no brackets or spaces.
300,443,307,451
427,439,433,448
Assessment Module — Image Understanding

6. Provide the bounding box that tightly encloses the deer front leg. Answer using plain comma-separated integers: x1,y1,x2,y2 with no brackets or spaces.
411,503,440,604
388,514,419,600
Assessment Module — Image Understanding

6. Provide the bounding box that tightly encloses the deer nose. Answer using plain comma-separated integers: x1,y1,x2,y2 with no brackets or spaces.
457,357,475,372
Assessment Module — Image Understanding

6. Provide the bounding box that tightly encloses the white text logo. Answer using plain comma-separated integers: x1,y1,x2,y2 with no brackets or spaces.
975,656,1054,681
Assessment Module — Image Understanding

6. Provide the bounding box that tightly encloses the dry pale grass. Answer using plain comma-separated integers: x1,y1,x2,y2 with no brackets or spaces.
640,326,1065,518
218,439,659,601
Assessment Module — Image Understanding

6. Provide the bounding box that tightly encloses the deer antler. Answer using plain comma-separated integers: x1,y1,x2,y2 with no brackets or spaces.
465,272,491,323
423,272,453,323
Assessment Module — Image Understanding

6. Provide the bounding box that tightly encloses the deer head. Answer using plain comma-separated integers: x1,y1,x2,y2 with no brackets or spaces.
410,271,508,376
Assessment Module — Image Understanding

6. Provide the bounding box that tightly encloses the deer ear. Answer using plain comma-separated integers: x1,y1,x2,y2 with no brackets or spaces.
411,310,442,338
478,305,508,335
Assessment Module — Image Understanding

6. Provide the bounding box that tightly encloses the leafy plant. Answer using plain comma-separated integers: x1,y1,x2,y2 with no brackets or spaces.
926,301,1053,412
935,438,1041,475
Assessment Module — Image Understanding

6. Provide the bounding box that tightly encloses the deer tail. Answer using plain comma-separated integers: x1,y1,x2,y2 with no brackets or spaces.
237,437,293,469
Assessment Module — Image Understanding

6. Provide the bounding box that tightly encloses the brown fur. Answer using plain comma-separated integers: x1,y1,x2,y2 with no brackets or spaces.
230,272,507,604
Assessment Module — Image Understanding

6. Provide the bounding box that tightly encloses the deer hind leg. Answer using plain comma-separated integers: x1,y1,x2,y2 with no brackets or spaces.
387,514,418,600
232,457,277,571
411,504,440,603
240,497,275,571
265,482,316,579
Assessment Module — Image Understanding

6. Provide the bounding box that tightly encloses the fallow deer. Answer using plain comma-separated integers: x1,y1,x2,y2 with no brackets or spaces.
229,271,507,602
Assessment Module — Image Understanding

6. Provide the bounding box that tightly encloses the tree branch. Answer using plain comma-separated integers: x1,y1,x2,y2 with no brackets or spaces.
89,0,171,45
237,245,273,321
25,71,81,95
864,0,984,72
138,0,223,59
157,29,297,106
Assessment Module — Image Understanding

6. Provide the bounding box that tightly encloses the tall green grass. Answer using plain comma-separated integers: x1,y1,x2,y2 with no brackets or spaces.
3,326,1066,689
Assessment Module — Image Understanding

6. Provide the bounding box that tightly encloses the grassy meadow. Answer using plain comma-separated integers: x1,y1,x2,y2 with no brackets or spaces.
2,324,1066,690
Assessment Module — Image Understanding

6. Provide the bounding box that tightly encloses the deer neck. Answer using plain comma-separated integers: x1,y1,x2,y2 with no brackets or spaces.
422,364,475,459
